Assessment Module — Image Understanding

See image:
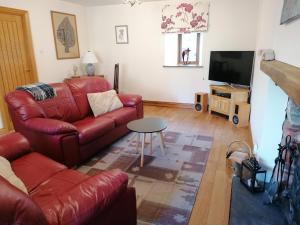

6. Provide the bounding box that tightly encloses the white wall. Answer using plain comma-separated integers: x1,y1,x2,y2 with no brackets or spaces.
86,0,260,103
0,0,89,83
251,0,300,169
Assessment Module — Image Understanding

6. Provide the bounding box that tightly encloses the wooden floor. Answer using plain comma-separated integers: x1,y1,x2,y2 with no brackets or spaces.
144,105,252,225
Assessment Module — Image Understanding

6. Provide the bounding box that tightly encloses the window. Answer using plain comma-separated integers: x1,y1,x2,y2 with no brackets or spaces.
164,33,202,67
178,33,200,65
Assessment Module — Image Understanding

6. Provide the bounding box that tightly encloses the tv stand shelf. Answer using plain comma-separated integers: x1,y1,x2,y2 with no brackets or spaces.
209,85,249,121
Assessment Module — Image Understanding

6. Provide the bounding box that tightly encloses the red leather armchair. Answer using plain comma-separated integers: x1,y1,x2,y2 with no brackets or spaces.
0,132,137,225
5,77,143,167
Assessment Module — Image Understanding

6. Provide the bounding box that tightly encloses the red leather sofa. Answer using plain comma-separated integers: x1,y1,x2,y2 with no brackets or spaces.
0,132,137,225
5,77,143,167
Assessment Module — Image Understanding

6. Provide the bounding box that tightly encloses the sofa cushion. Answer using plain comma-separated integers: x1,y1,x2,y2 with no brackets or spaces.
65,77,111,118
31,170,128,225
87,90,123,117
73,116,115,144
103,107,137,126
0,156,28,194
37,83,81,123
30,170,88,207
11,153,66,192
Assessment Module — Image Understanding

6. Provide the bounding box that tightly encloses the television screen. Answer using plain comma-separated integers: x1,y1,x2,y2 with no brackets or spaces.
208,51,255,86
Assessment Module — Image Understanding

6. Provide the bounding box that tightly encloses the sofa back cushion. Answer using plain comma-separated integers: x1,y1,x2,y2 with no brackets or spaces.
5,91,46,121
0,176,49,225
37,83,81,122
65,77,112,118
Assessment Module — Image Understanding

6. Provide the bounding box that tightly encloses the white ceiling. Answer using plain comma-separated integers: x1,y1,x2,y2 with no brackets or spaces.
61,0,164,6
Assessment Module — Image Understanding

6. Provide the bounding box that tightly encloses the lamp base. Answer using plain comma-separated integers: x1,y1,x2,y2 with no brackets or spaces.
86,63,95,76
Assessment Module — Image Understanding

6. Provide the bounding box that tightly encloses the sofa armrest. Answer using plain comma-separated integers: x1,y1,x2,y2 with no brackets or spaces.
0,176,49,225
118,94,142,107
45,169,129,225
24,118,78,135
0,132,31,161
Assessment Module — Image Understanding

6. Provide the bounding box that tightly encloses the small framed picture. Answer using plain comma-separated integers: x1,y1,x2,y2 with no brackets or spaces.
115,25,129,44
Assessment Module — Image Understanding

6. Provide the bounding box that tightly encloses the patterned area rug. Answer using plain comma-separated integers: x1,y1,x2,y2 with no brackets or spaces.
78,131,213,225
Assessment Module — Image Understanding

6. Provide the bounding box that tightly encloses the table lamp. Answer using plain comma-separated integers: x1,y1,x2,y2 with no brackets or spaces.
82,51,98,76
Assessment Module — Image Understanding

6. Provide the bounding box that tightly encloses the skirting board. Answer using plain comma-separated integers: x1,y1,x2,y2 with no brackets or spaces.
143,100,194,109
0,128,9,135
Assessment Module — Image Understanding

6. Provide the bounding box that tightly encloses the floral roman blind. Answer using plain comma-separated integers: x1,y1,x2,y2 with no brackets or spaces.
161,1,209,33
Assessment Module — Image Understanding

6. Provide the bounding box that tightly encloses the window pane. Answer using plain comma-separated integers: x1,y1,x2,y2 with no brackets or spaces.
164,33,178,66
181,33,198,62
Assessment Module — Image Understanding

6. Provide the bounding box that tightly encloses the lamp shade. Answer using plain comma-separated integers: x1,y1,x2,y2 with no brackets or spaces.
82,51,98,64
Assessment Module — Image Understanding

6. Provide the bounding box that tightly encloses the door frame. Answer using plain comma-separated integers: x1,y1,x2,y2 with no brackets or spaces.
0,6,38,134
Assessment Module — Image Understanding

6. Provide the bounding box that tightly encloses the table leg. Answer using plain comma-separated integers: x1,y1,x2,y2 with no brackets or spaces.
160,132,166,148
149,133,153,155
129,132,137,142
159,132,165,155
141,133,146,167
136,133,140,154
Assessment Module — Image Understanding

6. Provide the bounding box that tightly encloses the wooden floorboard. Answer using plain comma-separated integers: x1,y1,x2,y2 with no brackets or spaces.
144,105,252,225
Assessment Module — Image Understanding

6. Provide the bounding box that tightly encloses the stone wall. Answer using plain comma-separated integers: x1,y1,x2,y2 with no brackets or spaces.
279,99,300,224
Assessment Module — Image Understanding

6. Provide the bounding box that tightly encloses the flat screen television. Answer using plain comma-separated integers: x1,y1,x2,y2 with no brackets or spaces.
208,51,255,86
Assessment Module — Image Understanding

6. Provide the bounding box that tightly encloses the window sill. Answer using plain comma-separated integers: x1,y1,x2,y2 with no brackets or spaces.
163,65,203,68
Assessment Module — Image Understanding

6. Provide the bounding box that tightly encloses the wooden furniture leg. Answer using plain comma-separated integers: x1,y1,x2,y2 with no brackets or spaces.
159,132,166,147
150,133,153,155
136,133,140,154
159,132,165,155
141,133,146,167
129,132,137,141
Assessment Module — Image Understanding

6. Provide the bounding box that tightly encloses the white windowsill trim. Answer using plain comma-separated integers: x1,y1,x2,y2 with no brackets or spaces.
163,65,203,68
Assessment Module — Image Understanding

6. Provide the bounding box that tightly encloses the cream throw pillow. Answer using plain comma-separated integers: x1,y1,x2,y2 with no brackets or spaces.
87,90,123,117
0,156,28,194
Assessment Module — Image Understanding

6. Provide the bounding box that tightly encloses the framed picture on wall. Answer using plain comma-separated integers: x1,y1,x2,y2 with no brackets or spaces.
115,25,129,44
51,11,80,59
280,0,300,24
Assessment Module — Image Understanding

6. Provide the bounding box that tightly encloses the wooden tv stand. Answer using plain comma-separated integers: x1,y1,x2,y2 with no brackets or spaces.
209,85,249,121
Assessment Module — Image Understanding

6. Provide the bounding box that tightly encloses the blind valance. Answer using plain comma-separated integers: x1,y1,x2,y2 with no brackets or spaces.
161,1,209,33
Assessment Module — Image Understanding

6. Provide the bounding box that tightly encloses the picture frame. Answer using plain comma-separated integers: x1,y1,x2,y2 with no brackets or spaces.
280,0,300,24
115,25,129,44
51,11,80,59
